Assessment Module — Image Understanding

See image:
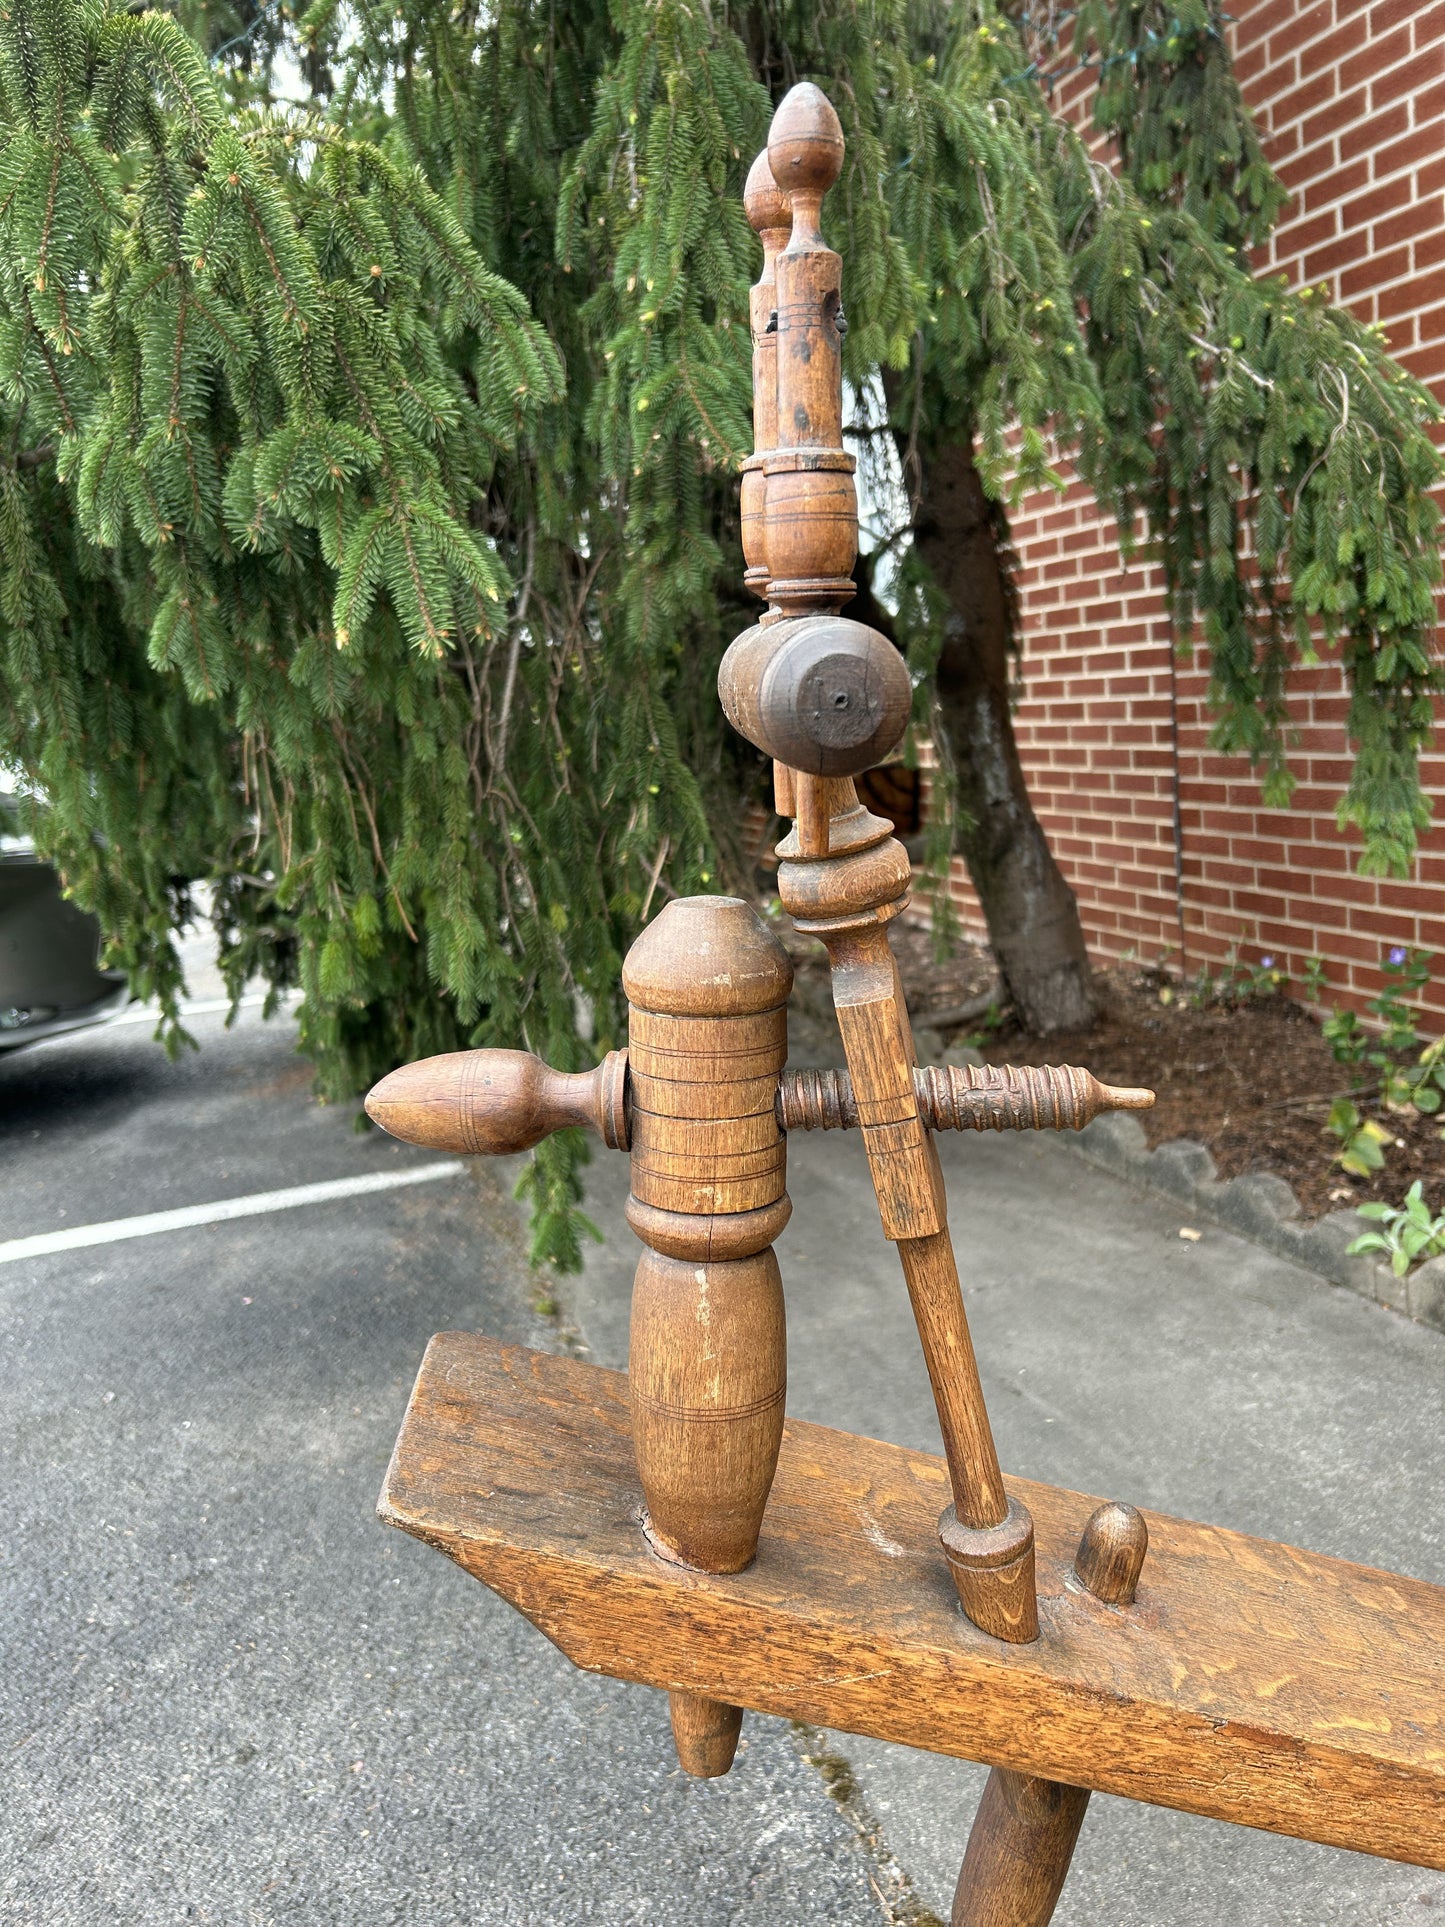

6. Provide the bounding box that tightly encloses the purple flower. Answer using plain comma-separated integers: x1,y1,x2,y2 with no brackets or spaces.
1261,955,1274,969
1389,946,1408,966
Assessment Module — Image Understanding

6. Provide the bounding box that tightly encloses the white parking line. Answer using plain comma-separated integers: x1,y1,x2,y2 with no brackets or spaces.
107,991,299,1027
0,1162,463,1267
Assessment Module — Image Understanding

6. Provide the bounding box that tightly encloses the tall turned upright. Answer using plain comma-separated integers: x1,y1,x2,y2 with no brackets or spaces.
741,150,791,610
366,893,791,1779
721,82,1037,1647
763,85,857,621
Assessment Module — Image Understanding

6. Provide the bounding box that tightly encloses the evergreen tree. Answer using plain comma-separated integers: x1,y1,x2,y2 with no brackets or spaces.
2,1,1439,1261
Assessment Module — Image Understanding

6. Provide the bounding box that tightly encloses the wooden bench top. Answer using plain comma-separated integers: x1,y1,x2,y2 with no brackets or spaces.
380,1332,1445,1869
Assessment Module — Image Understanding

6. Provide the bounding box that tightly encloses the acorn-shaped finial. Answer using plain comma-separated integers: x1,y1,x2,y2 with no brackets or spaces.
767,83,844,205
744,149,791,240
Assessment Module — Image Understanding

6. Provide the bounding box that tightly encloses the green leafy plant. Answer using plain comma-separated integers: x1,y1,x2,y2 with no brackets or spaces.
1188,946,1285,1009
1326,1098,1393,1178
1323,1007,1368,1068
1348,1180,1445,1276
3,1,1443,1262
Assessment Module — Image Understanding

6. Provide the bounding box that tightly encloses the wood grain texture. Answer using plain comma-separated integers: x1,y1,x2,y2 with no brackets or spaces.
741,149,790,604
630,1246,786,1573
618,894,794,1771
762,85,856,615
380,1334,1445,1868
365,1047,628,1154
669,1691,745,1780
1075,1503,1149,1608
952,1772,1091,1927
778,1062,1154,1135
717,616,912,780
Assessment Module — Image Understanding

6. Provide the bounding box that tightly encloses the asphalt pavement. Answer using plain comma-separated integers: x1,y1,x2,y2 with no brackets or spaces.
0,995,891,1926
4,974,1445,1924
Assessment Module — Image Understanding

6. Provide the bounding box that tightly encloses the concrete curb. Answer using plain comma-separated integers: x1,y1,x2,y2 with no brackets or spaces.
1070,1106,1445,1334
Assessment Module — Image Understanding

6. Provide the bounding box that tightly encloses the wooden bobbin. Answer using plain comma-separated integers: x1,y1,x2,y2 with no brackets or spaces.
621,894,793,1777
951,1504,1149,1926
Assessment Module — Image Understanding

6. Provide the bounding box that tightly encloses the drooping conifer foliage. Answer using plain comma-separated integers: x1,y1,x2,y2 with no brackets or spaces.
1,1,1439,1262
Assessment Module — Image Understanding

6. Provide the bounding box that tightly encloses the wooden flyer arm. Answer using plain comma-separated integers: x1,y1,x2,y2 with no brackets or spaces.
381,1332,1445,1872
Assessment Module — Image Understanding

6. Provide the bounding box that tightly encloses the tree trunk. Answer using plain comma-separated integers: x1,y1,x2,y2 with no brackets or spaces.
910,439,1099,1034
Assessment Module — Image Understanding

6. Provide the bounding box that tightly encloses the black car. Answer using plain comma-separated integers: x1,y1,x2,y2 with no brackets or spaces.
1,813,129,1050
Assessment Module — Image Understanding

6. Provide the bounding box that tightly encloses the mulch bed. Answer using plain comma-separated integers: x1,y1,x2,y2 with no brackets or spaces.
786,916,1445,1223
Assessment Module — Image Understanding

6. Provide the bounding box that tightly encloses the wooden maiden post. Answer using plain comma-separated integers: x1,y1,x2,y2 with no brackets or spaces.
369,893,796,1778
722,84,1041,1648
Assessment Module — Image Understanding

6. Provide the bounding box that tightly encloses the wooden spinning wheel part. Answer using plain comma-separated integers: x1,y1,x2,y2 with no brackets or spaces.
364,72,1445,1927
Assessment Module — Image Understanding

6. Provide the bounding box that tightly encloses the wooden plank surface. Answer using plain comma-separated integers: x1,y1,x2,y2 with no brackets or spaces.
379,1333,1445,1868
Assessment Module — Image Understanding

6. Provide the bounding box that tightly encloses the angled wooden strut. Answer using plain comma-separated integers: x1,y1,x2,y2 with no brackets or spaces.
724,82,1046,1650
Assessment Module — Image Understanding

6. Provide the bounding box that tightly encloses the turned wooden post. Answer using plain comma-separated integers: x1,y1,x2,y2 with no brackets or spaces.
741,150,791,610
721,82,1037,1646
366,893,793,1779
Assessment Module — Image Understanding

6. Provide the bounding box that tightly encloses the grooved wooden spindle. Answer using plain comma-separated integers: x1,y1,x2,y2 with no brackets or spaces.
952,1502,1150,1925
621,894,793,1777
778,1062,1154,1134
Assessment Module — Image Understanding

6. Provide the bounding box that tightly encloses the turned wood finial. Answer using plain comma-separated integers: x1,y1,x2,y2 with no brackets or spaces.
743,147,791,240
767,83,845,240
742,149,792,607
760,85,856,620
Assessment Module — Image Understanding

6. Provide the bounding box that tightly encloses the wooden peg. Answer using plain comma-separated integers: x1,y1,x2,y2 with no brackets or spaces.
365,1047,628,1154
949,1504,1148,1921
1074,1501,1149,1606
741,150,791,607
620,895,793,1776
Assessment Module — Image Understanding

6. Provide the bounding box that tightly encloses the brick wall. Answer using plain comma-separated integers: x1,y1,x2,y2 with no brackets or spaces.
941,0,1445,1026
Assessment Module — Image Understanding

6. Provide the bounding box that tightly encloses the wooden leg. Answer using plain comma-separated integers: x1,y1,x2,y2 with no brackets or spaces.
951,1501,1149,1920
669,1692,745,1778
952,1770,1090,1927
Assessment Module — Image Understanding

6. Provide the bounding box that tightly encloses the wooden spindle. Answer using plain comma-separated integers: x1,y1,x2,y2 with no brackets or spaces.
763,84,857,618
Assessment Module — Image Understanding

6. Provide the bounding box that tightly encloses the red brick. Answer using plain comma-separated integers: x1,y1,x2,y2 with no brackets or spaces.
1376,196,1445,250
1269,1,1334,65
1271,68,1340,131
1342,245,1411,297
1305,160,1371,211
1375,126,1445,180
1340,103,1411,166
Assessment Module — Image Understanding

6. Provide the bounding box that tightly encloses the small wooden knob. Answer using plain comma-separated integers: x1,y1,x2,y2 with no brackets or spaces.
365,1048,628,1155
1074,1502,1149,1606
